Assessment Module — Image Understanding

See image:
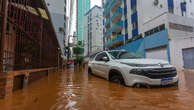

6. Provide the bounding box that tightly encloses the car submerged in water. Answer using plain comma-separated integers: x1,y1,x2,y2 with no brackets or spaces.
88,50,178,88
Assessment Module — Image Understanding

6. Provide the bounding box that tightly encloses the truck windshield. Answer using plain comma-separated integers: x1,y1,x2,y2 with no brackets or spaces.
108,51,143,59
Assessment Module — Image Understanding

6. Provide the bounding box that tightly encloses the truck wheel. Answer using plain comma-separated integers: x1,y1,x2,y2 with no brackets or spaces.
110,75,125,85
88,68,92,74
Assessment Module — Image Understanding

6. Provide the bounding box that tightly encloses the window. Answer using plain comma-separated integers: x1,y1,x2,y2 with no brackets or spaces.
90,52,99,59
131,6,137,14
153,27,159,33
132,21,138,29
181,2,187,16
95,52,109,61
144,24,165,37
159,24,165,31
108,51,143,59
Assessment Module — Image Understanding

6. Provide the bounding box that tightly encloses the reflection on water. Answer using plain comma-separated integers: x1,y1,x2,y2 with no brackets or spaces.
1,67,194,110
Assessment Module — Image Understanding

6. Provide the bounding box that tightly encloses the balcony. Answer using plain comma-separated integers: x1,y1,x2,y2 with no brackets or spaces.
111,8,123,23
106,34,125,48
111,0,122,13
112,20,124,33
105,20,124,37
104,0,116,15
105,8,123,27
104,0,123,17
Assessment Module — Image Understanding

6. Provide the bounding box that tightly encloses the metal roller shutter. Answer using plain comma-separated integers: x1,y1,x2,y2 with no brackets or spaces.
183,48,194,69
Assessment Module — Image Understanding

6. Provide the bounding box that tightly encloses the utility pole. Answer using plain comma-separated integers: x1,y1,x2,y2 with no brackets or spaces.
64,0,74,64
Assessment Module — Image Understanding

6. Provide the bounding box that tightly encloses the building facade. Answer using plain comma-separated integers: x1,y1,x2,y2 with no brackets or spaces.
0,0,63,98
103,0,194,69
45,0,67,55
0,0,61,72
77,0,90,42
84,6,104,56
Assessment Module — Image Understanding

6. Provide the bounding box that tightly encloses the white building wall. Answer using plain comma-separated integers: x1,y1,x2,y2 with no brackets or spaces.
127,0,194,37
84,6,104,56
142,12,169,34
168,14,194,69
104,0,194,69
125,0,194,69
186,0,194,18
45,0,66,55
132,12,194,69
84,14,89,56
174,0,194,18
121,2,126,35
169,38,194,69
139,0,168,26
126,0,132,39
45,0,65,14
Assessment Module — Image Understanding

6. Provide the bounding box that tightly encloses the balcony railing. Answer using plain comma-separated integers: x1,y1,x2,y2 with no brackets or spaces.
104,0,116,14
105,7,123,27
105,20,124,37
111,7,123,23
106,34,125,47
104,0,123,17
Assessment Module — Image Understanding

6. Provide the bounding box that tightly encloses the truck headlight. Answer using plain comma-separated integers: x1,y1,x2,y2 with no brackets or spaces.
130,69,145,75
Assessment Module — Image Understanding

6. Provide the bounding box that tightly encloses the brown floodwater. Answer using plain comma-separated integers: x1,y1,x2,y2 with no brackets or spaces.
1,66,194,110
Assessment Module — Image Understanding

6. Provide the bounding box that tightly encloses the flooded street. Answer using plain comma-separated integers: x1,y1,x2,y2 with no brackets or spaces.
1,66,194,110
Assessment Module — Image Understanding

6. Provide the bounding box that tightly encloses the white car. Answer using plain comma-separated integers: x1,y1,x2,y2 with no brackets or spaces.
88,50,178,88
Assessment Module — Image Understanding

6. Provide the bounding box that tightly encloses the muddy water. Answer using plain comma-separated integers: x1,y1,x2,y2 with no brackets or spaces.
1,67,194,110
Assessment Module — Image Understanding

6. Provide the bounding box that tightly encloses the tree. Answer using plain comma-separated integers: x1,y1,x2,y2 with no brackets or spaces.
73,46,84,65
73,46,84,56
78,41,82,46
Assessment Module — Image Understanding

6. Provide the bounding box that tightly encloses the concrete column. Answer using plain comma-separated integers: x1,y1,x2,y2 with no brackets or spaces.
0,73,7,98
0,72,13,98
23,76,29,88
